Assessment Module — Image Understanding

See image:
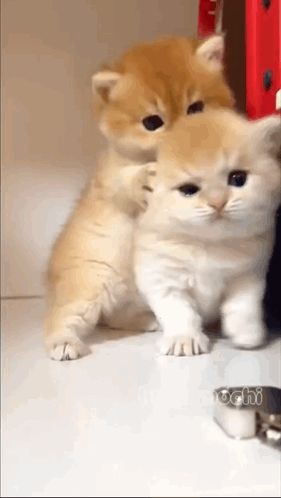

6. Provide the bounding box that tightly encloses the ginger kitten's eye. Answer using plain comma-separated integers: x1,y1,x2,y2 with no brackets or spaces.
228,170,248,187
187,101,204,115
142,115,164,131
178,183,200,196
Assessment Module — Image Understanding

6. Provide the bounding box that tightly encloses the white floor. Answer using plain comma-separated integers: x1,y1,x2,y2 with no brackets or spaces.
1,298,281,497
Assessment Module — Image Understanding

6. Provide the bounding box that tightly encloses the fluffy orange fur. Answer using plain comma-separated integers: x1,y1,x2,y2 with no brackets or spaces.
45,35,235,361
93,36,234,161
99,36,233,112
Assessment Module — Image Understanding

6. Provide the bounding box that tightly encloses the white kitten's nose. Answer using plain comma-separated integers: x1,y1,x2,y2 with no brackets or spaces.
208,198,227,212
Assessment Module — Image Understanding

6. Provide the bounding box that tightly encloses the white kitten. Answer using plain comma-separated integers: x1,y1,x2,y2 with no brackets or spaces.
134,110,281,356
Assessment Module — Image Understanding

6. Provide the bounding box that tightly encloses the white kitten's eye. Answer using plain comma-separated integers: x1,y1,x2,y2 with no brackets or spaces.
187,101,204,114
228,170,248,187
178,183,200,196
142,115,164,131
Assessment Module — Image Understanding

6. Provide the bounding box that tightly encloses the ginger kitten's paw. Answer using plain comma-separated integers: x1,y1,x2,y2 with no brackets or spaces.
134,313,159,332
159,333,210,356
47,340,89,361
145,318,160,332
135,162,157,211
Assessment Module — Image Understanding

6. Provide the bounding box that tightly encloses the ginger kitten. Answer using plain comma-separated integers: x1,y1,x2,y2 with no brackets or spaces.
46,35,233,361
135,110,281,356
92,35,233,160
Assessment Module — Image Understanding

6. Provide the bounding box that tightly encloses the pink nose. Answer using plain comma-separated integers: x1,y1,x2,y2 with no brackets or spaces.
208,199,227,212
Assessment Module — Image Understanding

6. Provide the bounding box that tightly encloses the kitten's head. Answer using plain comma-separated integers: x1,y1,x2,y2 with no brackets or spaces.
92,36,234,161
152,110,281,239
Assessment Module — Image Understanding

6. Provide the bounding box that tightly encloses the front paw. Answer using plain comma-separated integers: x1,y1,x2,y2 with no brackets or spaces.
47,338,89,361
231,325,267,350
159,333,210,356
135,162,157,211
223,318,267,350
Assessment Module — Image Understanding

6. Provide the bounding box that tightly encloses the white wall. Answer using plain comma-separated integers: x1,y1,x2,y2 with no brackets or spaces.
1,0,199,297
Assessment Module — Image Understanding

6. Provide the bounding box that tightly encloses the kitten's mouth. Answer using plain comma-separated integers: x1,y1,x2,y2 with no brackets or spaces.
211,211,224,221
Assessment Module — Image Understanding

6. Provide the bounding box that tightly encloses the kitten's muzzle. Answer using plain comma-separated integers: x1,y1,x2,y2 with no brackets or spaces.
208,199,227,212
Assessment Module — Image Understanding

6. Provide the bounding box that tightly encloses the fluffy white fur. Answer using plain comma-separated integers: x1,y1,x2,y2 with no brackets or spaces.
134,110,281,356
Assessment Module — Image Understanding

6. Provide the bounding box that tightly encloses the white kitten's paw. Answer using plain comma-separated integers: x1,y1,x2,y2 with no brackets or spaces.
224,322,267,349
159,333,210,356
231,326,266,350
48,340,89,361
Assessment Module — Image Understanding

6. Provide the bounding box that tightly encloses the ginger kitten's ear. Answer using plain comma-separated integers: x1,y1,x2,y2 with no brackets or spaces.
196,35,225,71
251,115,281,156
92,70,121,101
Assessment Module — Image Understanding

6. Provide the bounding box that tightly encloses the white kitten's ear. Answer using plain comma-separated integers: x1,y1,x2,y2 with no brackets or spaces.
251,115,281,155
196,35,225,71
92,70,121,100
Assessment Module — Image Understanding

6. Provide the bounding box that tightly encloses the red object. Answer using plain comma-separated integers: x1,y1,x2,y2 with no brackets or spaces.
246,0,281,118
198,0,217,36
198,0,281,118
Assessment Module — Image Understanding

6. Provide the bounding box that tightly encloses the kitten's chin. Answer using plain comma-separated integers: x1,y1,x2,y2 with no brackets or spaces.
185,218,271,241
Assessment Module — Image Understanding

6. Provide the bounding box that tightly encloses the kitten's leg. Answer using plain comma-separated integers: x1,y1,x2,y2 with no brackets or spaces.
222,276,267,349
45,267,123,361
45,163,156,361
45,303,95,361
138,287,209,356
